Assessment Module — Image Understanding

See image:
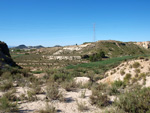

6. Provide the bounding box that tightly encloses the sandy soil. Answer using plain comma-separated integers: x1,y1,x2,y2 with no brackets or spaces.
17,88,102,113
98,59,150,86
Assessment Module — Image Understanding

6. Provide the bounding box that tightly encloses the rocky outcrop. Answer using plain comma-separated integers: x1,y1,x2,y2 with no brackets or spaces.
0,41,11,57
0,41,19,68
135,41,150,49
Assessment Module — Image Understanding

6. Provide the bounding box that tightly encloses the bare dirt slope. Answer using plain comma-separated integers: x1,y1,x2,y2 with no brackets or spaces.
99,58,150,87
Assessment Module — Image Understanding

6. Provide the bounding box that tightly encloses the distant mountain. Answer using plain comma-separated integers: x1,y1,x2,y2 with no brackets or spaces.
54,45,62,47
13,45,44,49
28,45,44,49
15,45,28,49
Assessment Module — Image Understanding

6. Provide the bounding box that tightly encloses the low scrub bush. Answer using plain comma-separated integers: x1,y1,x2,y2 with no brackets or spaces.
76,100,89,112
109,80,125,95
80,89,86,98
0,80,13,91
3,89,19,102
89,51,105,62
114,87,150,113
120,69,125,75
0,96,18,112
46,82,64,101
27,90,37,101
132,62,140,68
39,103,56,113
62,80,79,92
124,73,132,84
90,83,110,108
134,69,140,74
112,80,125,88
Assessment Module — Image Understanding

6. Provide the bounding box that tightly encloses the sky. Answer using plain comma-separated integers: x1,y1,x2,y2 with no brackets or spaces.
0,0,150,47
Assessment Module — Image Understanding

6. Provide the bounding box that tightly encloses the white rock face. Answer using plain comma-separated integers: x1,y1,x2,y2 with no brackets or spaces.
47,56,81,60
135,41,150,49
74,77,90,84
53,50,63,55
63,43,91,51
53,43,91,55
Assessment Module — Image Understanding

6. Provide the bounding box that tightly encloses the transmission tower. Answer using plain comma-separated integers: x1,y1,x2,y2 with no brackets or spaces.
93,23,96,42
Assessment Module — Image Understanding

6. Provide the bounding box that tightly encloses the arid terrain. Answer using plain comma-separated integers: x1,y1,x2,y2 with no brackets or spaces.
0,40,150,113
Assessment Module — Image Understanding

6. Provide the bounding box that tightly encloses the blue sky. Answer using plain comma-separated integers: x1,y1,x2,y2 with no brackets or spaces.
0,0,150,47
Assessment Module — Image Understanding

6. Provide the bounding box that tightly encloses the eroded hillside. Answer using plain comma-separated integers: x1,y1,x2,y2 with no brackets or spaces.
1,40,150,113
10,40,150,70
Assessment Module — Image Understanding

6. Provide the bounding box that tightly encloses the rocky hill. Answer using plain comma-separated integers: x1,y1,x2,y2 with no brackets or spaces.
135,41,150,49
14,44,44,49
99,58,150,87
0,41,18,68
38,40,150,59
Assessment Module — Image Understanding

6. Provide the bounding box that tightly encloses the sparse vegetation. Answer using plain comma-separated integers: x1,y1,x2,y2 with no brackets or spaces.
134,69,140,73
76,100,89,112
80,89,86,98
124,73,132,83
132,62,140,68
114,87,150,113
109,80,125,95
39,103,56,113
0,80,13,91
120,69,125,75
89,51,105,62
0,96,18,112
62,80,79,92
1,40,150,112
46,82,64,101
90,83,110,108
27,90,37,101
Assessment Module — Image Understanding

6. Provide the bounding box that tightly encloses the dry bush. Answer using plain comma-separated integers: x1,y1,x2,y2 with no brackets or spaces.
132,62,140,68
62,80,79,92
120,69,125,75
39,103,56,113
46,82,64,101
76,100,89,112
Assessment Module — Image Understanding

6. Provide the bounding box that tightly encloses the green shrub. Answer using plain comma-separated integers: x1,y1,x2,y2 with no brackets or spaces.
132,62,140,68
90,93,109,108
0,96,18,112
114,87,150,113
138,73,146,80
131,77,138,84
3,89,19,101
90,83,110,108
112,80,124,88
0,80,13,91
109,80,125,95
108,86,120,95
89,51,105,62
134,69,140,73
124,73,131,83
120,70,125,75
27,90,37,101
